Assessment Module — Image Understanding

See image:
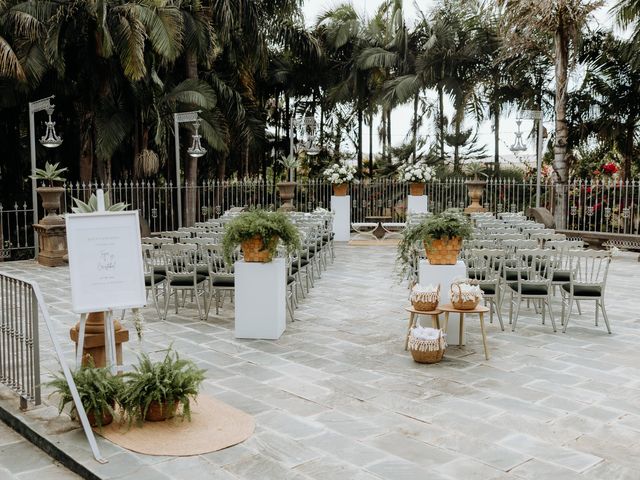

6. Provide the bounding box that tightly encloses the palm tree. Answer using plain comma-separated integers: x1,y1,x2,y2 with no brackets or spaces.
500,0,601,227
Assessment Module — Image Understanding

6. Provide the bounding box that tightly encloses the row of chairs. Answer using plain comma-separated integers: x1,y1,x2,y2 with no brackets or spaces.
141,211,335,323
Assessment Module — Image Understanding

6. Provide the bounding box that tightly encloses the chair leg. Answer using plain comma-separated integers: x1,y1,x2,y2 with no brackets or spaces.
562,295,574,333
600,299,612,334
205,286,214,318
493,299,504,332
546,297,557,332
194,286,203,320
511,294,521,332
163,287,172,320
595,299,599,326
576,300,582,315
509,291,514,325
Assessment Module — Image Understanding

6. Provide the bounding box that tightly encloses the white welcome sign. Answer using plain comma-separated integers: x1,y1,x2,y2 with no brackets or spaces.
66,211,146,314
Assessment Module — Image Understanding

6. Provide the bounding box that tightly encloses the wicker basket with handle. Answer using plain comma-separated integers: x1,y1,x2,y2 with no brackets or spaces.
450,283,482,310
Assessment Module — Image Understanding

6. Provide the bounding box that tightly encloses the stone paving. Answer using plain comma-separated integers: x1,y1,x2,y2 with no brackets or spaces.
1,245,640,479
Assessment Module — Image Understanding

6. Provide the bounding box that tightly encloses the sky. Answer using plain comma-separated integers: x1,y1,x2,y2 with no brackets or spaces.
300,0,619,167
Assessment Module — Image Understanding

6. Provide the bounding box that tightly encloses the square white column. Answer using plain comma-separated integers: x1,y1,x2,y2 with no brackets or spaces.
418,260,466,345
407,195,429,215
331,195,351,242
234,258,286,339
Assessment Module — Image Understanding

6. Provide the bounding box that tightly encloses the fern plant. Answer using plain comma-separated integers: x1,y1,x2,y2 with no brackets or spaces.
120,349,206,424
48,365,123,429
397,209,473,275
222,209,301,264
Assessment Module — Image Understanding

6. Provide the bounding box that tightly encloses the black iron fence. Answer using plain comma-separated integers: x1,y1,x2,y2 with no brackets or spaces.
1,178,638,259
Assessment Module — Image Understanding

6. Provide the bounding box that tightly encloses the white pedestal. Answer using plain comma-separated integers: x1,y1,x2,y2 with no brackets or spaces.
234,258,286,339
407,195,428,215
418,260,466,345
331,195,351,241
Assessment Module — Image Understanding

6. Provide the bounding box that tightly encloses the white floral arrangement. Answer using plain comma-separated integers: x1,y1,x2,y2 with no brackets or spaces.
408,326,447,352
450,283,484,303
398,162,435,182
410,283,440,304
323,163,357,184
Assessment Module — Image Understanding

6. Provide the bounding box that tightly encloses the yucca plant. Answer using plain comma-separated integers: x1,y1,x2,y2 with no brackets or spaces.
71,193,128,213
31,162,67,186
120,349,206,424
48,365,123,429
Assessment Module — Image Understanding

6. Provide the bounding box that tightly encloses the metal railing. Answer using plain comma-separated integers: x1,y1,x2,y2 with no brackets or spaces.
0,272,41,407
1,178,638,260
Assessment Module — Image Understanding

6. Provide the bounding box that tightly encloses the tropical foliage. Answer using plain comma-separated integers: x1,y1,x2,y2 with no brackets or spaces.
1,0,639,215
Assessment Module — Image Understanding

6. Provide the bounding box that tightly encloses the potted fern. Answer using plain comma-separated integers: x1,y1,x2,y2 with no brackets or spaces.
31,162,68,225
48,365,123,429
398,209,473,267
120,349,206,423
222,209,301,263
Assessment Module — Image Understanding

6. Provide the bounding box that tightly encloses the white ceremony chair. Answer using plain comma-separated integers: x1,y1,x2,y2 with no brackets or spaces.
560,250,612,333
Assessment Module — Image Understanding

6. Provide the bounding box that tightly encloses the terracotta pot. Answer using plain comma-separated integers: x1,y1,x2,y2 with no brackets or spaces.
464,179,487,213
409,182,425,196
424,237,462,265
277,181,296,212
36,186,65,226
241,235,278,262
86,408,114,428
332,183,348,196
145,400,178,422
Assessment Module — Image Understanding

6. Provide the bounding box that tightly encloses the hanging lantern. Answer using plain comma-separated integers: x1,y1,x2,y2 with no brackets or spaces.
39,107,63,148
187,119,206,158
509,120,527,153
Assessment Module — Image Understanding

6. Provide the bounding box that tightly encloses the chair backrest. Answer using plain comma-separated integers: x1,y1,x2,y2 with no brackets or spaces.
141,244,164,276
489,233,525,242
515,249,552,284
205,244,236,274
546,239,584,250
161,243,198,275
568,250,612,287
530,232,566,247
141,237,173,247
500,239,537,254
465,249,504,283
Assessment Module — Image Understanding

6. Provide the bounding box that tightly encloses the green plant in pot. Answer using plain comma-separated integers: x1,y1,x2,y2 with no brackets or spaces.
222,209,301,263
464,162,488,213
71,193,128,213
48,364,123,429
120,349,206,424
31,162,68,225
277,155,299,211
398,209,473,270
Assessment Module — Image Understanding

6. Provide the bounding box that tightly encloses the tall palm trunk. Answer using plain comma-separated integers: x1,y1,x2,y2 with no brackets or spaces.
453,116,461,173
553,29,569,228
493,99,500,174
386,108,392,161
438,83,445,162
78,104,94,184
357,107,363,175
412,92,419,163
369,113,374,178
624,118,634,181
184,50,199,226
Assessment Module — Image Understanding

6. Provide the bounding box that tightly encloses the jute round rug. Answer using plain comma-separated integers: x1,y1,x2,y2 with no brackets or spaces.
96,395,254,456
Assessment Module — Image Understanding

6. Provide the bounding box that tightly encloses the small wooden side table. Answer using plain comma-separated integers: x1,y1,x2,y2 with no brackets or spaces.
438,303,490,360
403,306,441,351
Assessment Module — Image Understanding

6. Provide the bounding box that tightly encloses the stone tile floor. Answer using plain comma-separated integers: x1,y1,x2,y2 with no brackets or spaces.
1,245,640,479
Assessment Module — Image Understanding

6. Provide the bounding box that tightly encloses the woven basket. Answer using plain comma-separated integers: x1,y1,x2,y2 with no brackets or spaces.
333,183,348,196
450,283,481,310
424,237,461,265
241,235,277,262
408,330,446,364
409,182,425,196
411,284,440,312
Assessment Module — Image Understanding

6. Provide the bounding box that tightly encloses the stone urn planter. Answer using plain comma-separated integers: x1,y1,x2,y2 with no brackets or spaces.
277,181,296,212
36,186,65,225
409,182,425,196
332,183,348,196
464,179,487,214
